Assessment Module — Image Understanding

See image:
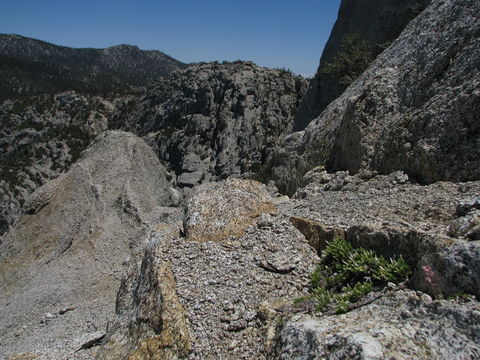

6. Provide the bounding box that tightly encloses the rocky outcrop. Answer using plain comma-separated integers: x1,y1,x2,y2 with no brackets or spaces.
269,169,480,358
2,1,480,359
0,34,184,100
113,61,306,187
0,91,116,236
184,178,277,243
271,289,480,359
98,221,192,360
99,179,319,359
0,131,174,359
285,169,480,297
274,0,480,194
0,61,306,236
294,0,429,130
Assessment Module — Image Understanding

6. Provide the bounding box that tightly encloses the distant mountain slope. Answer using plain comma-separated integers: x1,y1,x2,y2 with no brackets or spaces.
0,34,185,100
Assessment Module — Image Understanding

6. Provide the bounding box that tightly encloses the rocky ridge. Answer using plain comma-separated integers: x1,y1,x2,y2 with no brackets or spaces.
0,0,479,359
0,91,116,235
0,131,175,359
0,61,306,235
113,61,306,191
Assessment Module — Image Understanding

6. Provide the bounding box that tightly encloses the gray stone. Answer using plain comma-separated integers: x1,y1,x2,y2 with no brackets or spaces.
274,0,480,193
294,0,429,130
271,290,480,359
0,131,174,359
178,170,204,187
115,61,307,186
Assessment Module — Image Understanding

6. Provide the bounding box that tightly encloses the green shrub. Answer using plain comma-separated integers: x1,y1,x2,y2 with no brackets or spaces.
321,33,374,86
297,237,411,313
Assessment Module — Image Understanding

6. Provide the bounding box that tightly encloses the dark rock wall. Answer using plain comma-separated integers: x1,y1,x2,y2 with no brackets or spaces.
273,0,480,194
294,0,429,130
113,62,306,187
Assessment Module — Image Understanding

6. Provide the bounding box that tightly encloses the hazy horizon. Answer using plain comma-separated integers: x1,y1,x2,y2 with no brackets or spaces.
1,0,341,77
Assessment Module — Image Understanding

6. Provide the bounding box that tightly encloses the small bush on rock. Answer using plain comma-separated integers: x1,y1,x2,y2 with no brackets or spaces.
321,33,374,86
299,237,411,313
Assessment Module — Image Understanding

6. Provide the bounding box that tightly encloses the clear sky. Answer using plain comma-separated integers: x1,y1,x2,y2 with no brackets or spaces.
1,0,342,77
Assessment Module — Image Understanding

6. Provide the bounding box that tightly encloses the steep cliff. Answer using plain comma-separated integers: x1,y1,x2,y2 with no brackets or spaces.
112,61,306,189
294,0,429,130
273,0,480,194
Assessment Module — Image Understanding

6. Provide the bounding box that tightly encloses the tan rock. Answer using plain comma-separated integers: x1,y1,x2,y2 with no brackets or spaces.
7,353,39,360
127,263,192,360
184,178,277,243
99,226,191,360
289,216,345,253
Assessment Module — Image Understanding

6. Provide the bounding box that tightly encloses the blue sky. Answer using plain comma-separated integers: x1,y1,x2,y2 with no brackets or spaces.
1,0,341,76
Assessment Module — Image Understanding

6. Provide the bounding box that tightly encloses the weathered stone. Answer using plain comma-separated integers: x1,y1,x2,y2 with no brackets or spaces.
0,92,113,236
177,170,204,187
295,0,429,130
0,131,174,359
271,290,480,359
184,178,277,243
449,201,480,240
274,0,480,193
289,216,345,254
114,61,307,185
281,171,480,299
7,353,40,360
412,241,480,298
99,224,191,360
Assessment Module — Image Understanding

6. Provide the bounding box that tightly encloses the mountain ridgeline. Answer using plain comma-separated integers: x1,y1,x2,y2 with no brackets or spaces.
0,34,185,100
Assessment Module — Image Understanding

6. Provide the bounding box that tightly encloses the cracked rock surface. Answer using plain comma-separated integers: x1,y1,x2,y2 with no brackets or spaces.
272,289,480,359
273,0,480,193
99,179,319,360
0,131,174,360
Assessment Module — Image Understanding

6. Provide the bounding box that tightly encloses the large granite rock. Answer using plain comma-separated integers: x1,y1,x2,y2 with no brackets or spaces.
0,131,174,359
274,0,480,194
294,0,429,130
97,178,319,359
98,220,192,360
271,289,480,359
284,169,480,298
270,169,480,358
184,178,277,244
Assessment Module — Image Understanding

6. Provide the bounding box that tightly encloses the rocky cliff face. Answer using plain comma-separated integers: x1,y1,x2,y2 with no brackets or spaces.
273,0,480,194
113,61,306,190
294,0,429,130
0,34,185,100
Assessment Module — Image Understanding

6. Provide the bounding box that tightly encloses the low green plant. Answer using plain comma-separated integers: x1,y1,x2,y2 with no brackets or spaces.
447,293,475,300
297,237,411,313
